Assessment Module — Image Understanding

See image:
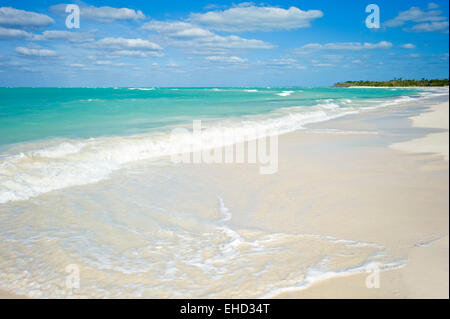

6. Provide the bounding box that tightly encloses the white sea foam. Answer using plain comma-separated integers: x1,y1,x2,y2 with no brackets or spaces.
380,95,415,106
317,99,340,109
277,90,294,97
31,142,87,158
261,258,405,298
128,88,155,91
0,89,440,204
0,194,405,298
0,106,358,203
218,197,232,222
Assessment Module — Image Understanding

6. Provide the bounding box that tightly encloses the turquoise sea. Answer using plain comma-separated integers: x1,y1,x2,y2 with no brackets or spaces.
0,87,421,146
0,86,442,298
0,87,426,203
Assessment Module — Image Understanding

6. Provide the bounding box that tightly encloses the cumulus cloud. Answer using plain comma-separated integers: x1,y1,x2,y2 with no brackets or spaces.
399,43,416,49
15,46,57,57
32,30,96,42
69,63,85,68
51,4,145,23
0,7,54,28
143,20,275,52
206,55,247,63
195,34,274,50
87,37,162,51
296,41,393,52
0,26,96,43
258,58,306,70
111,50,164,58
189,3,323,32
144,21,215,39
93,60,129,66
409,21,449,32
313,63,334,67
0,26,33,40
435,52,449,60
384,4,448,32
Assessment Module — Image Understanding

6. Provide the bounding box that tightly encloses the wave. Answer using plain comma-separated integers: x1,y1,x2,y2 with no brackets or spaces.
261,258,405,298
0,89,440,204
0,105,357,203
277,90,294,97
317,99,340,109
128,88,155,91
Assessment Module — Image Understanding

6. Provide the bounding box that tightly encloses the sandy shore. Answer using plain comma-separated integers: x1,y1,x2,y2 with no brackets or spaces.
390,102,449,161
0,93,448,299
272,98,449,298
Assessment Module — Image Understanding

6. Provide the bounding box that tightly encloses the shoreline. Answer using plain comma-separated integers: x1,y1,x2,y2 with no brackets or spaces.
343,86,449,89
271,96,449,298
390,102,449,161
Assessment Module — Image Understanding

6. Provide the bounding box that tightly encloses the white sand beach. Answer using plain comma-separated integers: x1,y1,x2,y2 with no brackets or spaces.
391,102,449,161
0,91,448,299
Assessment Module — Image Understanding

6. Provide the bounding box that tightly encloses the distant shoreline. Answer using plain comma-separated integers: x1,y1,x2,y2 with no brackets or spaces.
344,86,449,89
334,79,449,88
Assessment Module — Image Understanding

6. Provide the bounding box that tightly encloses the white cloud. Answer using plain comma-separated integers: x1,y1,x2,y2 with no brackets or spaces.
313,63,334,67
1,27,96,42
399,43,416,49
15,46,57,57
436,53,449,60
197,34,274,50
189,4,323,32
384,4,448,32
94,60,113,65
87,37,162,51
112,50,163,58
32,30,95,42
259,58,306,70
94,60,130,67
69,63,85,67
206,56,247,63
144,21,214,38
51,4,145,23
143,20,275,52
384,6,445,27
0,7,54,28
0,26,33,40
296,41,393,52
409,21,449,32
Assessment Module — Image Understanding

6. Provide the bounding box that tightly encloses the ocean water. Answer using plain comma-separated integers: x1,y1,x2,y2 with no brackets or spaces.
0,87,425,203
0,86,440,298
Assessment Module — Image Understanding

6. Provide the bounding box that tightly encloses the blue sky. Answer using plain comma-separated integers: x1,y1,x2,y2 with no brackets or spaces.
0,0,448,87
